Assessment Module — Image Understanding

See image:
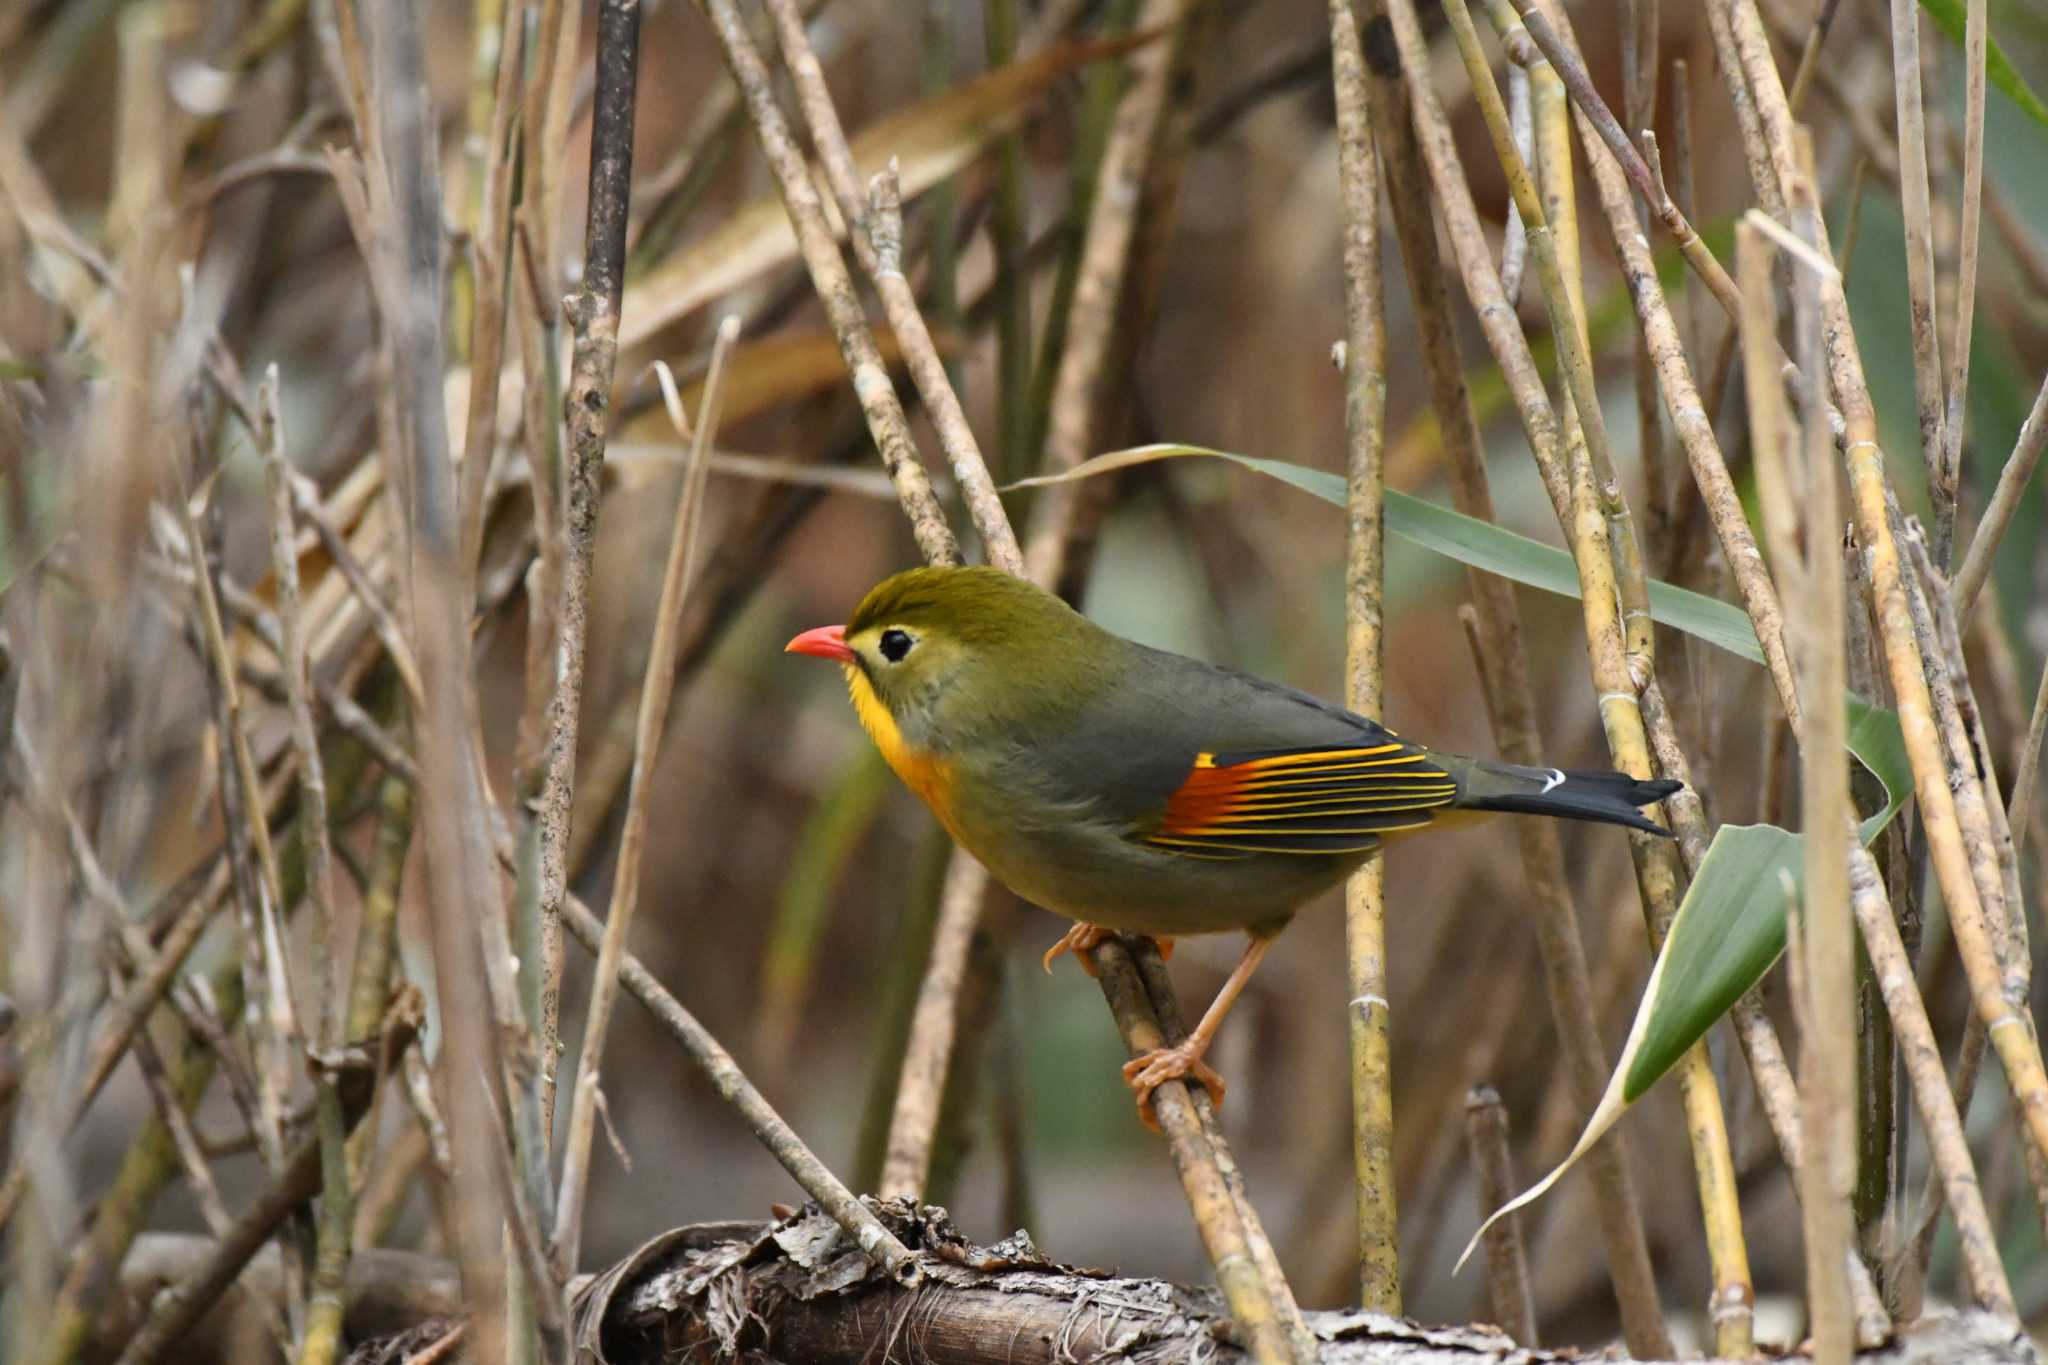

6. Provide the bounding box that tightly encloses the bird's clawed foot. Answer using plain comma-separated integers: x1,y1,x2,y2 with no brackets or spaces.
1041,924,1174,975
1121,1043,1226,1132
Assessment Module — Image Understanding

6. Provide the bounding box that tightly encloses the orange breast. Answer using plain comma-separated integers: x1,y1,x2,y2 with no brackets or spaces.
847,668,964,839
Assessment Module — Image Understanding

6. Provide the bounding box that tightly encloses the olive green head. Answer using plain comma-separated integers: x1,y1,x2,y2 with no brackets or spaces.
789,566,1117,748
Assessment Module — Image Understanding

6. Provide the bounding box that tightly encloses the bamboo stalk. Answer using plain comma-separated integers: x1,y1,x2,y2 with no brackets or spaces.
1887,0,1952,555
759,0,1023,576
1438,3,1753,1350
1464,1087,1537,1348
696,0,958,566
1365,1,1669,1349
1087,938,1293,1365
1719,0,2048,1214
1021,0,1190,588
1329,0,1398,1313
1953,373,2048,628
1745,186,1855,1365
1128,945,1316,1363
1939,0,1986,567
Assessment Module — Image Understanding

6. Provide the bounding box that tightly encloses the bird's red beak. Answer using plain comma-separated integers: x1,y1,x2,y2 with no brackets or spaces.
785,623,856,663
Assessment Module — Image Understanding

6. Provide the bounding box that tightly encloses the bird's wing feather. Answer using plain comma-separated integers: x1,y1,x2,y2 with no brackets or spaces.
1138,739,1460,856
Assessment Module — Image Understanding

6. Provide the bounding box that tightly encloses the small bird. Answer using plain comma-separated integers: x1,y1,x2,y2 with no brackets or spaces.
787,566,1678,1126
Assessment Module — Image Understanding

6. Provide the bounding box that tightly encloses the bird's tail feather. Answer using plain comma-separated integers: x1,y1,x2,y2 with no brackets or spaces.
1455,761,1681,836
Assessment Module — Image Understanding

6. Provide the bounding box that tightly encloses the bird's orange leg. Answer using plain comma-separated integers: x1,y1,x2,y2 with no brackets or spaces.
1042,924,1175,976
1122,935,1271,1131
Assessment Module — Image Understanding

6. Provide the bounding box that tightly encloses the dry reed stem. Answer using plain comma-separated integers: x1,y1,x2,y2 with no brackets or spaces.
1718,0,2048,1220
1748,185,1856,1365
1021,0,1189,587
878,854,991,1198
1086,937,1293,1365
1574,86,1800,725
2011,659,2048,862
529,1,650,1201
698,0,959,566
302,770,417,1365
1366,1,1667,1348
1638,679,1894,1343
1913,544,2028,991
1953,373,2048,628
1783,0,1842,114
457,0,526,588
1329,0,1398,1314
110,996,423,1365
553,317,739,1282
1439,2,1753,1349
552,890,917,1279
1887,0,1952,554
1128,945,1316,1364
1463,1087,1537,1348
1893,527,2015,977
759,0,1024,575
254,369,354,1365
1940,0,1986,566
1503,0,1741,325
355,6,531,1357
179,493,298,1172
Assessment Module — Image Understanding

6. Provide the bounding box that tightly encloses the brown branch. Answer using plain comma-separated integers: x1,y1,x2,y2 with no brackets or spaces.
563,1209,2031,1365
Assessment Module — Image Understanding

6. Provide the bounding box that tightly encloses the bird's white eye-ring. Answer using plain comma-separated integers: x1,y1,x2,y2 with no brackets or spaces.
878,628,915,663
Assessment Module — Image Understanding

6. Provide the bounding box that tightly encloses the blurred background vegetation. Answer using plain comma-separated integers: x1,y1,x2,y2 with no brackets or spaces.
3,0,2048,1356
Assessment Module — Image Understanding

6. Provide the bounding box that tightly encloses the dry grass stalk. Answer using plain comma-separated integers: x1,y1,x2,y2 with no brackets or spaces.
1365,0,1667,1347
553,889,918,1279
553,317,739,1282
1751,159,1856,1361
1021,0,1190,587
352,4,538,1357
1127,944,1316,1362
110,996,424,1365
1718,0,2048,1223
1886,0,1952,554
698,0,959,566
1463,1087,1537,1348
1087,937,1295,1365
759,0,1023,575
1438,1,1754,1350
1329,0,1398,1313
1953,374,2048,628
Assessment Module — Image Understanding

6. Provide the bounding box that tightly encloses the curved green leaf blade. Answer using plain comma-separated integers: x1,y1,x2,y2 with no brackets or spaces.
1919,0,2048,133
1010,443,1881,751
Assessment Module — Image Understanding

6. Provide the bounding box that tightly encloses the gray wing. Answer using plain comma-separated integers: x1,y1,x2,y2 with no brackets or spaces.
1022,643,1421,835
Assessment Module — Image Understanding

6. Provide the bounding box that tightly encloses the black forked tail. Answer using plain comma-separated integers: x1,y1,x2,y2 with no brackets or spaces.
1461,767,1682,837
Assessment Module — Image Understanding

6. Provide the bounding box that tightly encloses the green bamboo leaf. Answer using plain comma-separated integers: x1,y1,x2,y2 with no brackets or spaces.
1010,443,1902,785
1459,763,1910,1272
1919,0,2048,133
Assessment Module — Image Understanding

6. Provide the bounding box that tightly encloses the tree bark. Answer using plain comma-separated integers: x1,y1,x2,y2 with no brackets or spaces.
108,1206,2039,1365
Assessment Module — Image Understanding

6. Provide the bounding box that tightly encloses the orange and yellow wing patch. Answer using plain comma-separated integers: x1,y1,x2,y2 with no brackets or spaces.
1142,742,1459,857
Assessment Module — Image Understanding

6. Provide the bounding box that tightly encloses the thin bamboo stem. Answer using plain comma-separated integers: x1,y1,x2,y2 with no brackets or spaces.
1021,0,1190,587
1087,937,1293,1365
1329,0,1397,1313
760,0,1023,576
1953,372,2048,628
697,0,959,565
1367,1,1669,1348
1940,0,1986,567
1719,0,2048,1216
1463,1087,1537,1347
1441,3,1753,1349
552,318,737,1282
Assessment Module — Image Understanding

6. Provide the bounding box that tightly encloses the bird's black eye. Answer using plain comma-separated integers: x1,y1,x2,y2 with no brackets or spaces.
878,628,915,663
